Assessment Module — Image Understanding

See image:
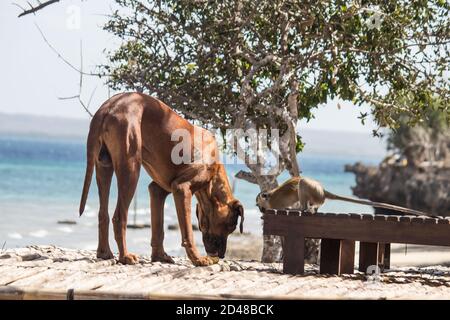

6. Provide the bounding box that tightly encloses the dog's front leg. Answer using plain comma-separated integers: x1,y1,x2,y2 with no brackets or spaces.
172,181,218,266
149,181,174,263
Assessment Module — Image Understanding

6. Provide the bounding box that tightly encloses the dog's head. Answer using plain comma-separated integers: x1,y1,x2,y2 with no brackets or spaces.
195,199,244,259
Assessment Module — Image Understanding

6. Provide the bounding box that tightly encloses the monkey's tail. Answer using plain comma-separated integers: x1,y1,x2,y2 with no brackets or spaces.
79,114,104,216
324,190,437,218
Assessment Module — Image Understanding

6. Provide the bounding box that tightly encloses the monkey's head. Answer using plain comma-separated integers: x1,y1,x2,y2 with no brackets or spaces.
256,192,271,212
195,199,244,259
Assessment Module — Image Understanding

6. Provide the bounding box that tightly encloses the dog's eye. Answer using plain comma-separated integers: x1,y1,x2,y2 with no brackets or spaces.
261,193,269,199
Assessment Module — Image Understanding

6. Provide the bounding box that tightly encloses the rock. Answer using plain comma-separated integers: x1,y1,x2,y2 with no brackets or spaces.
57,220,77,225
21,253,42,261
345,163,450,216
168,224,179,231
127,223,151,229
167,224,197,231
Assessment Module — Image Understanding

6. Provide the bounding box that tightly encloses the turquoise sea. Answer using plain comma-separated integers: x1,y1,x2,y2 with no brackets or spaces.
0,135,382,256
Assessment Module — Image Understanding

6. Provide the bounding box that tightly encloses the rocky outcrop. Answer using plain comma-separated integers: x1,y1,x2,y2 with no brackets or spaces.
345,162,450,216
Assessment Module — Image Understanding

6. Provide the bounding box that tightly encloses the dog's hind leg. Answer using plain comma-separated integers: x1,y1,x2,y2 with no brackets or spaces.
108,124,142,265
95,155,114,260
112,158,141,264
149,182,174,263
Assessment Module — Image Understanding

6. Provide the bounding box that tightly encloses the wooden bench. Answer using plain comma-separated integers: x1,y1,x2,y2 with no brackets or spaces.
262,209,450,275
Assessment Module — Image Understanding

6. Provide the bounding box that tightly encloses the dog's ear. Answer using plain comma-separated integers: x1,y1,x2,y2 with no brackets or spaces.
196,203,209,232
229,200,244,233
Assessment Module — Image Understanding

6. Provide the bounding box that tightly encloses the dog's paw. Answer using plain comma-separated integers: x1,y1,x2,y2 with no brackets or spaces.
192,256,219,267
152,252,175,264
97,249,114,260
119,253,139,265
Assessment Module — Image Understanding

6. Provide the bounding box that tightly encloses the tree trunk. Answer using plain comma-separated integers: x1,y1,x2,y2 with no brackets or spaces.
256,175,284,263
234,130,319,264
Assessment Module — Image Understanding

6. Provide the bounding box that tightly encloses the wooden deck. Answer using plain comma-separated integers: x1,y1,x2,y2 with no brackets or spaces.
1,245,450,299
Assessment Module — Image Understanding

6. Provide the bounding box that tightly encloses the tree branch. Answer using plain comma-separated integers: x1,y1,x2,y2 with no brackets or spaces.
16,0,60,18
235,170,258,184
57,40,94,117
35,23,101,77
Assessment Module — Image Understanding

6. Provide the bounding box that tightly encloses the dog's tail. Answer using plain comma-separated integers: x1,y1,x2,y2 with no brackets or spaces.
79,115,103,216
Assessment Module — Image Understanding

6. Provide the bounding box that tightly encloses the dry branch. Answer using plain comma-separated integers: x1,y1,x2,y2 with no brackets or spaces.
34,23,98,117
16,0,60,18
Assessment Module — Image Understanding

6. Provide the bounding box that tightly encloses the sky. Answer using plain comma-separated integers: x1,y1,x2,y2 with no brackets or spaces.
1,0,379,133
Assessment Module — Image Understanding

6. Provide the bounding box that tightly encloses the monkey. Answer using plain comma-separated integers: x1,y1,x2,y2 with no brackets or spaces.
256,176,436,217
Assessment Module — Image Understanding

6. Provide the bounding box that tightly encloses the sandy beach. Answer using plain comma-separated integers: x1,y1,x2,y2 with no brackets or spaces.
1,245,450,300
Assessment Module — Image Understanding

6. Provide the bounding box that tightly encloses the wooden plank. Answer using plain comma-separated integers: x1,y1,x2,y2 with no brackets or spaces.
399,216,412,223
424,218,438,224
0,286,226,300
383,243,391,270
339,240,355,274
319,239,340,275
411,217,426,224
262,214,450,246
287,210,301,216
350,213,363,220
359,242,378,273
282,234,304,275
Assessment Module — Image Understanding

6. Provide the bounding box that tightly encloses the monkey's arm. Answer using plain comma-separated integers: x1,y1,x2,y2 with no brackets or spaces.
323,190,439,218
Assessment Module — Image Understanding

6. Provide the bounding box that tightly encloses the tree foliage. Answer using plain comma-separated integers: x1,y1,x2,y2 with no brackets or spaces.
102,0,449,187
387,98,450,166
98,0,450,264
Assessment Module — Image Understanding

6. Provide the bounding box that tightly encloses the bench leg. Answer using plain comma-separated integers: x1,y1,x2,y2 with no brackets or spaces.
359,242,390,273
283,234,305,275
339,240,355,274
320,239,355,275
378,243,391,271
320,239,340,274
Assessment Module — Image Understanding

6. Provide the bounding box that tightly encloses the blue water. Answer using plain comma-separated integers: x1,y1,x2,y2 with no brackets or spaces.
0,135,382,256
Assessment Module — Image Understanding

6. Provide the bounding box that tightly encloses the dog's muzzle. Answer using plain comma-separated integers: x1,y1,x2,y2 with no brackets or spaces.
203,233,227,259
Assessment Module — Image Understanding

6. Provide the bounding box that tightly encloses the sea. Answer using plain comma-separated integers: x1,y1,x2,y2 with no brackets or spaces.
0,134,383,257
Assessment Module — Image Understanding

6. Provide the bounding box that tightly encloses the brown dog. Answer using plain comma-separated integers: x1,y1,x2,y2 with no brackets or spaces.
79,92,244,266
